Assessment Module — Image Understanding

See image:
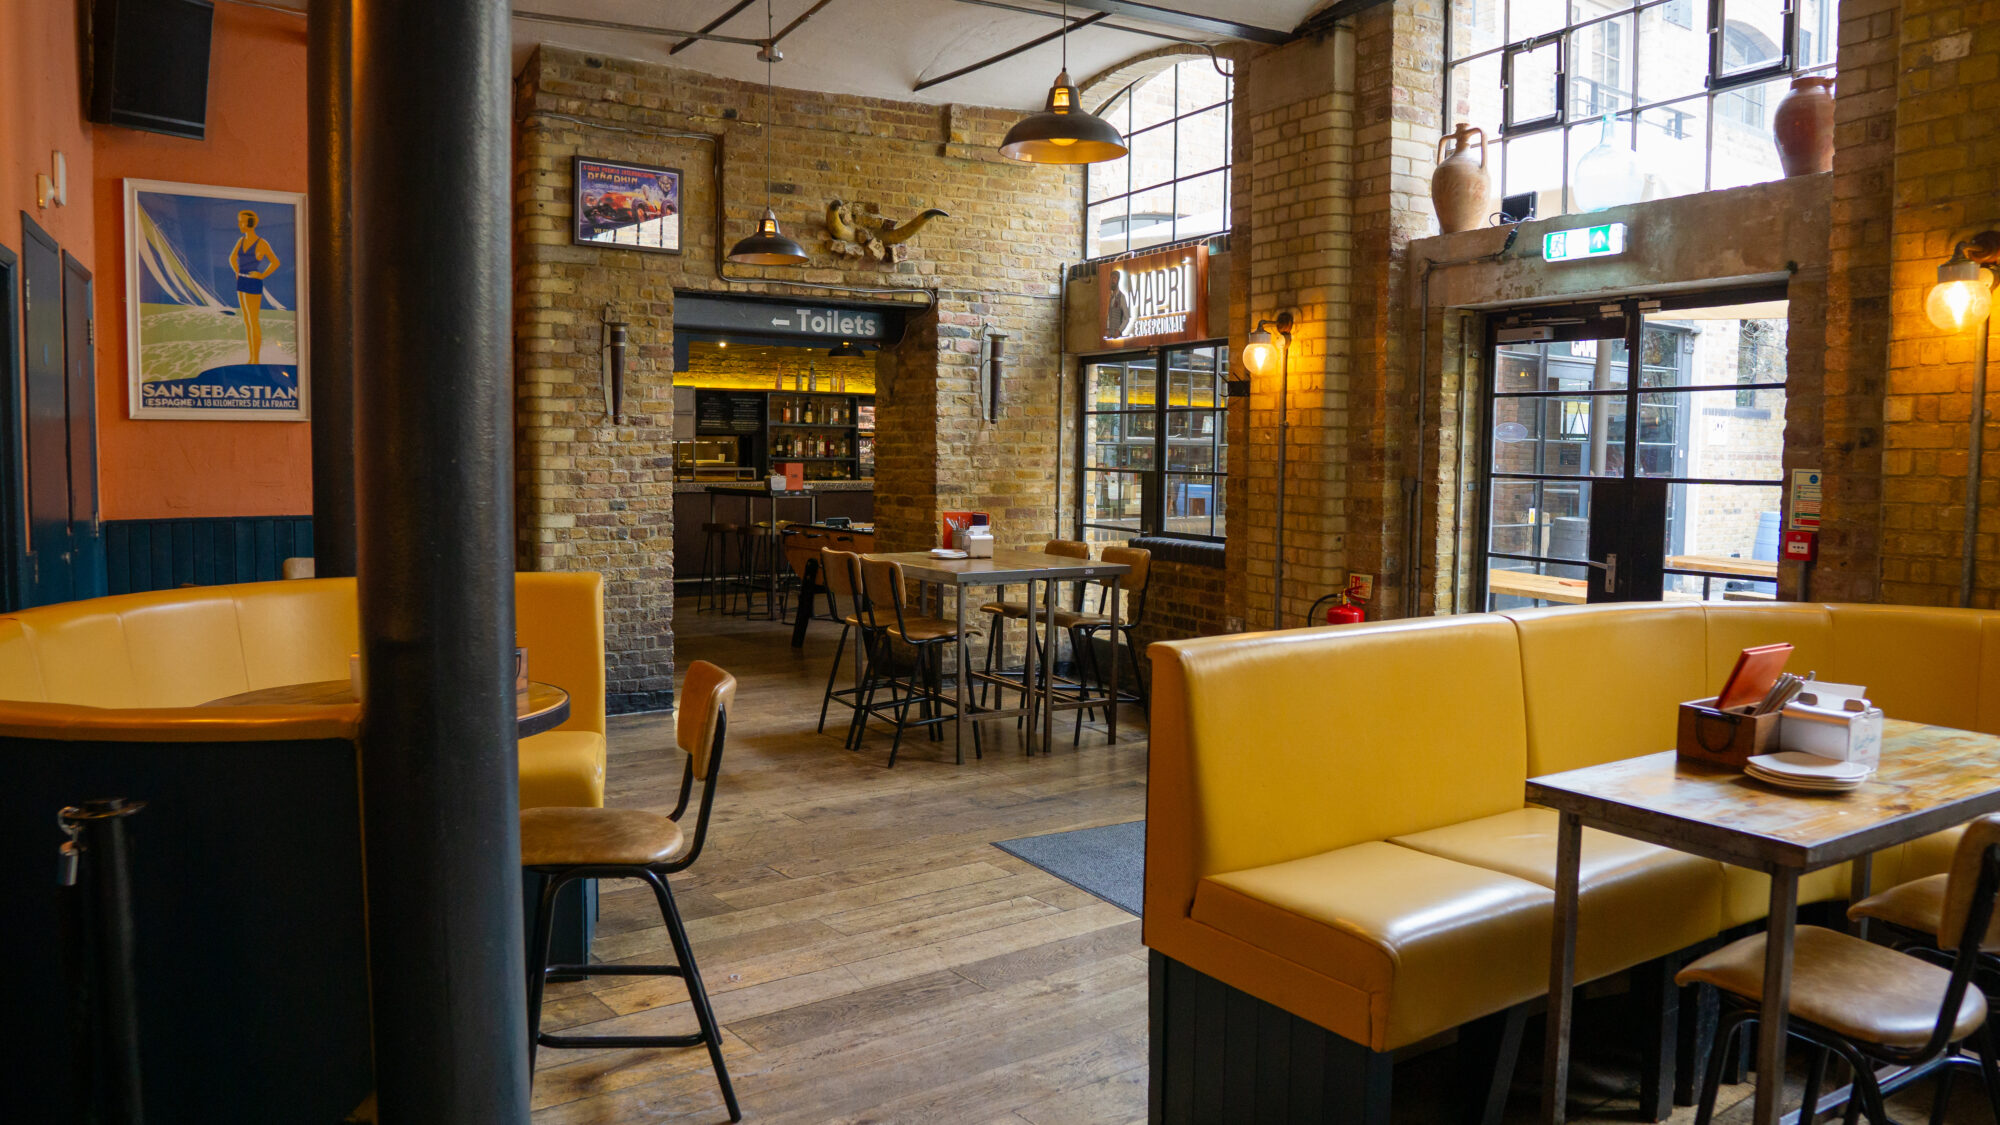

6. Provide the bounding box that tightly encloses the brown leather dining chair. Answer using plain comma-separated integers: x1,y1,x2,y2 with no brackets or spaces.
1679,813,2000,1124
520,660,741,1122
977,538,1089,716
816,547,872,747
857,555,979,766
1056,544,1152,745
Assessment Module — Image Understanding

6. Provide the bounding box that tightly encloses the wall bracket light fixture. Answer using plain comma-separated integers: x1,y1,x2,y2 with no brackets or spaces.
1931,231,2000,608
1245,311,1296,628
601,304,629,422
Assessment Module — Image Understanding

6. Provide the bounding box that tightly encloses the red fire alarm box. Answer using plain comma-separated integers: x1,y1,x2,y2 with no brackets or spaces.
1782,529,1816,562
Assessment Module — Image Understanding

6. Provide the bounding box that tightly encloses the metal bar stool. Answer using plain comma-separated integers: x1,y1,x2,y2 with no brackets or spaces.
697,522,738,613
521,660,741,1122
856,555,980,767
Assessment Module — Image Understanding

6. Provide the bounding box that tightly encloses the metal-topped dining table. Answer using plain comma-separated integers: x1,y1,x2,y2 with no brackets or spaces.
1530,718,2000,1125
865,548,1131,759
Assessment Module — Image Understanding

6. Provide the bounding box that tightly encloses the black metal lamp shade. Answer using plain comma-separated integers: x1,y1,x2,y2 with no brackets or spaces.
727,207,809,265
999,70,1128,165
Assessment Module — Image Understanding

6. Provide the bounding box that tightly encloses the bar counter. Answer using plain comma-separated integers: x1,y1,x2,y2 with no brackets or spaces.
672,480,875,589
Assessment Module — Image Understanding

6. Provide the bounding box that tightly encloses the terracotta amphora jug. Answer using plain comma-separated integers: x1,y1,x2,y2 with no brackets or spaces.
1773,77,1834,176
1432,123,1492,234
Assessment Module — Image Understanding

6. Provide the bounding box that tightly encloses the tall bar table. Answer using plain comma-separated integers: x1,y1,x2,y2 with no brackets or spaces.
865,549,1130,759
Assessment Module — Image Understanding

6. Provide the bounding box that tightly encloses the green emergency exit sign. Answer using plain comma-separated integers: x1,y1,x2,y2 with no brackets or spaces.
1543,222,1628,262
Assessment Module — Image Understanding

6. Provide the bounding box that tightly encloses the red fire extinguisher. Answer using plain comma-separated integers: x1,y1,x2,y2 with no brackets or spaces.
1308,592,1365,626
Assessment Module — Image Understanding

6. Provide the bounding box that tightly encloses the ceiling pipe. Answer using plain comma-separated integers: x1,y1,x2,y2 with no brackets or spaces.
915,11,1112,92
669,0,759,54
947,0,1207,45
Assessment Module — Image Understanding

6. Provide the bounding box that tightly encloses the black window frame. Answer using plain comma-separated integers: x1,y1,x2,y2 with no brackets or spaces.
1076,342,1229,545
1085,59,1234,260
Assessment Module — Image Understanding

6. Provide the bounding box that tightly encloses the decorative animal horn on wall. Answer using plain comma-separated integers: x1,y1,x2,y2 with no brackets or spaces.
825,199,859,242
877,208,949,245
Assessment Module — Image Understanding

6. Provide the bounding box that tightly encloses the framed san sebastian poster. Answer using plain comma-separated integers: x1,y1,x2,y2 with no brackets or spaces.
124,179,308,420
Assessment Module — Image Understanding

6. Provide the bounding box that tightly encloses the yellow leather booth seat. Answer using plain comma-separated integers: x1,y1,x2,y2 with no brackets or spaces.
0,573,606,809
1146,601,2000,1056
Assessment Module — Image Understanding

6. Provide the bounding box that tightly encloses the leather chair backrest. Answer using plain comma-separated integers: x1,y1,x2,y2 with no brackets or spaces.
1499,603,1708,776
1941,813,2000,951
515,571,607,736
0,574,606,736
1148,615,1530,886
820,548,864,619
859,556,908,625
677,660,737,782
1044,539,1090,559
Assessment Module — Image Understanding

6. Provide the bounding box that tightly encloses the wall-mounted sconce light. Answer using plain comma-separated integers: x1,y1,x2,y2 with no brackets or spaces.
1247,311,1296,628
1928,232,1999,333
985,332,1008,423
600,304,628,422
37,151,66,209
1929,232,2000,609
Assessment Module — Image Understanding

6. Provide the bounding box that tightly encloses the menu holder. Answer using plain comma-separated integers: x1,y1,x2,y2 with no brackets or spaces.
1676,695,1781,768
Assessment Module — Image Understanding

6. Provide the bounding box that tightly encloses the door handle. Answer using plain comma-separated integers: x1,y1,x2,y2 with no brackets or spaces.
1582,552,1618,593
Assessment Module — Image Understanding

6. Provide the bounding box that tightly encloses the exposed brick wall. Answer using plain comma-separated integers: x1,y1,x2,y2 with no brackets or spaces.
1872,0,2000,604
512,46,1078,710
1231,30,1358,632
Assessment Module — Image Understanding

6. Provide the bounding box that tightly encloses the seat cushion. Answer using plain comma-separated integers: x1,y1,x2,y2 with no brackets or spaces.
520,807,683,867
1192,841,1555,1051
1850,874,1948,941
979,600,1031,618
519,729,607,809
890,616,976,643
1390,808,1722,979
1677,925,1986,1049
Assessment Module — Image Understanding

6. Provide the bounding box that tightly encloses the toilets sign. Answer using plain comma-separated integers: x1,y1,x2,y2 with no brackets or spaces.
1097,244,1208,348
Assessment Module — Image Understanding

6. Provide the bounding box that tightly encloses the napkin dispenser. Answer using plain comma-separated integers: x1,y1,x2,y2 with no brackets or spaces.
1677,697,1781,768
1778,682,1883,768
965,528,995,558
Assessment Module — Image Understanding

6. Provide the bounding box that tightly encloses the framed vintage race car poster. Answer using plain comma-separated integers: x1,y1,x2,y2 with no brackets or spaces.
125,179,309,420
573,157,682,254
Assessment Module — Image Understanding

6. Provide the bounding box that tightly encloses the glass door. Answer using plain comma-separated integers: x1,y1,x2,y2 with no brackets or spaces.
1480,285,1789,609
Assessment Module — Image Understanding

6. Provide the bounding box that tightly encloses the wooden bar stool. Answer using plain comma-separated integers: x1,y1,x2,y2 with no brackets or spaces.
521,660,741,1122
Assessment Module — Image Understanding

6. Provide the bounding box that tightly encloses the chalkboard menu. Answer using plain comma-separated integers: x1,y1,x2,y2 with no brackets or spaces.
695,390,765,434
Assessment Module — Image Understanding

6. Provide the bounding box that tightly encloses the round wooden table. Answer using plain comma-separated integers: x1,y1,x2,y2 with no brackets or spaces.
203,679,572,738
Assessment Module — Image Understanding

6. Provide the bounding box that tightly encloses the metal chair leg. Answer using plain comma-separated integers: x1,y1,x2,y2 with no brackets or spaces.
643,869,741,1123
1973,1021,2000,1125
817,623,849,733
1695,1009,1752,1125
524,871,563,1079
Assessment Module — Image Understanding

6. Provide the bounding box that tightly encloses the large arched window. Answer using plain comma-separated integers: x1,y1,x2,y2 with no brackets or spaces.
1084,58,1233,260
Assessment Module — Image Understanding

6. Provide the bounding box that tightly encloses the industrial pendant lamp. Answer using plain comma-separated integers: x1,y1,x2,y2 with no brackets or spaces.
728,0,809,266
1926,232,1999,333
998,0,1128,164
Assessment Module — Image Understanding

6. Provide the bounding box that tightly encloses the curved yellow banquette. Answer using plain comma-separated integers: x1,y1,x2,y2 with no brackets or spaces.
0,572,606,807
1145,601,1989,1120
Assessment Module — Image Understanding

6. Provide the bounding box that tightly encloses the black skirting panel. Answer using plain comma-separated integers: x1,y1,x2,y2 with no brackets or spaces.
1149,950,1392,1125
103,515,314,594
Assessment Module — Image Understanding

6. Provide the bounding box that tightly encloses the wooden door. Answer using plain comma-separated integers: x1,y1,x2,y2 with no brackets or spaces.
62,252,103,600
21,216,71,606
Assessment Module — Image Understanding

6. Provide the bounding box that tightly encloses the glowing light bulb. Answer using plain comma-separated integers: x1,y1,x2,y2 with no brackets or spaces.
1242,329,1276,376
1927,276,1991,333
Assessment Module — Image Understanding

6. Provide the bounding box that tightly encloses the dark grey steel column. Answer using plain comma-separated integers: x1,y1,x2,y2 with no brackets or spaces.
348,0,527,1120
307,0,356,578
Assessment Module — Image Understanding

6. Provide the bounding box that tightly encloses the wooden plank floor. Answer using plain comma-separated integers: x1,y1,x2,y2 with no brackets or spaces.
533,601,1982,1124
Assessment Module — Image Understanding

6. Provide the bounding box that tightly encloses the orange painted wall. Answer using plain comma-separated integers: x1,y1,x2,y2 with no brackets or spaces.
90,3,312,519
0,1,97,259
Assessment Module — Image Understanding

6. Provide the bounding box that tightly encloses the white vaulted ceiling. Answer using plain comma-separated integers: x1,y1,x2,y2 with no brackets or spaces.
503,0,1326,109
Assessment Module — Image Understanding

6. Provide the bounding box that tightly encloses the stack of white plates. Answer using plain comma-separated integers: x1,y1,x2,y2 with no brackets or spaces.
1745,751,1872,793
